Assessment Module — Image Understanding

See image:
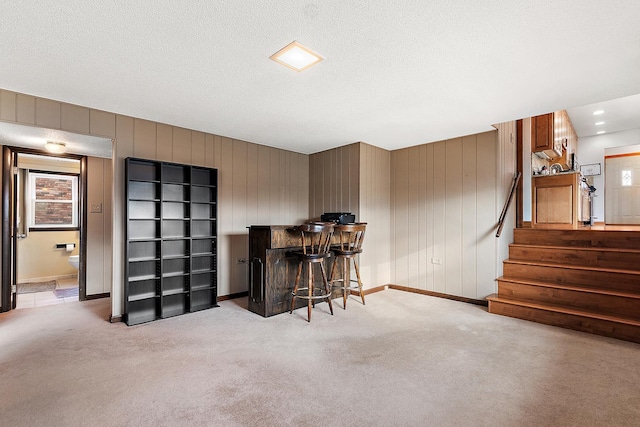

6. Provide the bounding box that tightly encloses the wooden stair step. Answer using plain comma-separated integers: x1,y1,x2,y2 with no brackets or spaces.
513,228,640,249
502,260,640,292
508,244,640,271
487,295,640,344
496,277,640,299
496,277,640,320
504,259,640,276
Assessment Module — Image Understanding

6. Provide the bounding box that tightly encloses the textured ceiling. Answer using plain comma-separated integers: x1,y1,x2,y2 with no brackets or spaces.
1,1,640,154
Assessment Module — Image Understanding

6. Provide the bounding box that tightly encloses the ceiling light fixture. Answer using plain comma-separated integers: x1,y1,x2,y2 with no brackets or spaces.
593,110,605,115
595,121,605,125
597,131,606,135
44,141,67,154
270,41,323,72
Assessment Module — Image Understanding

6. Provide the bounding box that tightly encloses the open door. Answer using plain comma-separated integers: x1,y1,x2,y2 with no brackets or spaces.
1,146,18,311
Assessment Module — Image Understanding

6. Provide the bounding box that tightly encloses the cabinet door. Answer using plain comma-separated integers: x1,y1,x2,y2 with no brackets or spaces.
532,113,553,152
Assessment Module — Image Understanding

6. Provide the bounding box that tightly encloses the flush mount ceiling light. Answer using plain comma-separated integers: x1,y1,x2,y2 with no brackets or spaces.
595,121,605,125
593,110,605,115
44,141,67,154
270,41,323,72
597,130,606,135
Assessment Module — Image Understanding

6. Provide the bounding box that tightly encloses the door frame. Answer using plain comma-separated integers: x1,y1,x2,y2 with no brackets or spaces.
1,146,87,311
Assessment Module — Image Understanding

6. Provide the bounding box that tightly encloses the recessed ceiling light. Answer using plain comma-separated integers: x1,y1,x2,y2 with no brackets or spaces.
593,110,605,115
270,41,323,72
596,131,606,135
595,121,605,125
44,141,67,154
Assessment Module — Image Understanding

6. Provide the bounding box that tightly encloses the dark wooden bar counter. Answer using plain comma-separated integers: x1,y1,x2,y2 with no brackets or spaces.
248,225,334,317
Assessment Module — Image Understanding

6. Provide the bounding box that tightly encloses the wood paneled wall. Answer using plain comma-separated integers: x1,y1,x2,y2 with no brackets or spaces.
309,142,392,289
359,143,392,287
87,157,112,295
309,143,360,219
0,89,309,316
390,128,515,300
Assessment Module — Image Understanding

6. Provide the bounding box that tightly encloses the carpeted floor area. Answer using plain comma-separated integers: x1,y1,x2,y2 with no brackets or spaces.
1,290,639,426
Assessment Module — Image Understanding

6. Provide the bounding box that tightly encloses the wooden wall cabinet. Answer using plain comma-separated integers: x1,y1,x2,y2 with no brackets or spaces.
125,158,218,325
531,113,562,158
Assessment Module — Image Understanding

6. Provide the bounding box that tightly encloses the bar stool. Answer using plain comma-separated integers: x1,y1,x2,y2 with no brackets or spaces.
329,223,366,309
289,222,335,322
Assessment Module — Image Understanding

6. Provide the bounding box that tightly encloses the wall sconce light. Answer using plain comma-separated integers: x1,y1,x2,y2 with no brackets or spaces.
44,141,67,154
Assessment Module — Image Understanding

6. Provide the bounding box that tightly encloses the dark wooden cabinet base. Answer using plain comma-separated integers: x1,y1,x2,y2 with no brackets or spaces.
248,225,334,317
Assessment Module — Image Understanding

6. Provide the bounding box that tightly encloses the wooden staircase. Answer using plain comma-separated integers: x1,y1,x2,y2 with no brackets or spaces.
488,228,640,343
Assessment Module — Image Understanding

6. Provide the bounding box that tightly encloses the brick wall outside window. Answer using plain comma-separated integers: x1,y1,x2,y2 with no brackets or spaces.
29,173,78,228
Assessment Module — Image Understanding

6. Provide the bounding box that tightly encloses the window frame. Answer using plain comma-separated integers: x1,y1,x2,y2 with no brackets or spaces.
28,171,79,231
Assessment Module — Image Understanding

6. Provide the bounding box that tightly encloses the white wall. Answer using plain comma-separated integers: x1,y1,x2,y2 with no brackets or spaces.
577,129,640,222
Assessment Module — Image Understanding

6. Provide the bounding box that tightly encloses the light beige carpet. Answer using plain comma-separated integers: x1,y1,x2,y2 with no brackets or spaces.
1,289,639,426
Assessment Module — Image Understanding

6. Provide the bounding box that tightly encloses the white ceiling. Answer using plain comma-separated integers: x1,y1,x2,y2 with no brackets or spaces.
1,1,639,155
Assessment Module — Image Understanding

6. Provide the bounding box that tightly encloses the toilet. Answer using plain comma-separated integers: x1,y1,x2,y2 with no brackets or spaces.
68,254,80,269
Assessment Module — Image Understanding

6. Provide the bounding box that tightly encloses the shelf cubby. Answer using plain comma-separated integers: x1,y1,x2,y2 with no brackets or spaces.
125,158,218,325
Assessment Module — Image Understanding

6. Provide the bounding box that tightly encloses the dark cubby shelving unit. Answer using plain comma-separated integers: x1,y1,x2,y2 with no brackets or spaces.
125,158,218,325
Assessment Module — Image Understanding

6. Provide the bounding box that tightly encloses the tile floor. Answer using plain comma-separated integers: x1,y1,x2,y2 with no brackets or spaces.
15,277,79,309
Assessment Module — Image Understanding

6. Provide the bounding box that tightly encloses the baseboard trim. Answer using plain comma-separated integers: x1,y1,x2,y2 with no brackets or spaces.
350,284,488,306
107,287,485,323
218,291,248,301
386,285,488,306
86,292,109,300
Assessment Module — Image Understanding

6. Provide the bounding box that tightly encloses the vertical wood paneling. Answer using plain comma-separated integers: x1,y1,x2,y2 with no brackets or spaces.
133,119,156,159
61,103,90,134
407,146,420,288
103,158,113,294
246,142,258,226
425,143,434,290
191,131,205,167
390,132,500,299
172,127,191,164
257,145,271,224
297,153,309,223
0,90,17,121
359,143,391,288
445,138,463,296
35,98,61,129
16,93,35,124
230,139,248,293
475,131,498,298
1,88,314,316
218,137,233,294
204,134,215,168
269,149,280,224
87,157,105,295
232,140,248,232
113,115,134,314
432,141,446,293
462,135,478,298
417,144,428,290
89,109,116,138
394,149,409,286
156,123,173,161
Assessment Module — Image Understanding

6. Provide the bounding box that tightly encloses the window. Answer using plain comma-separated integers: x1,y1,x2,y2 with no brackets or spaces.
622,170,632,187
29,172,78,229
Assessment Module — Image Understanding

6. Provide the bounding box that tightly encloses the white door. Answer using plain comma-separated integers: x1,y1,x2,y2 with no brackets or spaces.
605,154,640,224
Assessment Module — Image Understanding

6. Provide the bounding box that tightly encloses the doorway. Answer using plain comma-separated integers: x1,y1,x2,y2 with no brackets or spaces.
1,147,87,311
605,153,640,224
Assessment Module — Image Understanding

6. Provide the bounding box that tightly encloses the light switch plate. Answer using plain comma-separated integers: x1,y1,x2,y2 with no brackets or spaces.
91,203,102,213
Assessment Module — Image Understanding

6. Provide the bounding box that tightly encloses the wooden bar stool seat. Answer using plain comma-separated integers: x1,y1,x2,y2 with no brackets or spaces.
289,222,335,322
329,223,366,309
